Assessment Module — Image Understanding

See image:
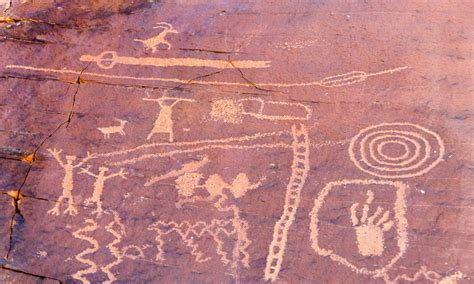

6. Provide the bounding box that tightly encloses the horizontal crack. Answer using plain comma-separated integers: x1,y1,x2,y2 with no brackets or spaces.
1,265,62,283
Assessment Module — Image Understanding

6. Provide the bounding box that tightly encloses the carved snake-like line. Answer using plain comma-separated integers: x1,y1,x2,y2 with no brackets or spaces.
71,219,100,284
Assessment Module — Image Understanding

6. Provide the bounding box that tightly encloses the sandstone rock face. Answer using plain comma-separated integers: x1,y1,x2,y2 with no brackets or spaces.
0,1,472,283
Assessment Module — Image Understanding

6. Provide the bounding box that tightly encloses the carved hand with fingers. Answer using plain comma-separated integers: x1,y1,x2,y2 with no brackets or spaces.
350,190,394,256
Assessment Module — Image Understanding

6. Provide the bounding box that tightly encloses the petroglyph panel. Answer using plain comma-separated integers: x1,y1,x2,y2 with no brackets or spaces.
0,1,472,283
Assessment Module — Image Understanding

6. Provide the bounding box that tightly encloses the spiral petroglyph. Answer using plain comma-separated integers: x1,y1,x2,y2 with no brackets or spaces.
349,123,445,179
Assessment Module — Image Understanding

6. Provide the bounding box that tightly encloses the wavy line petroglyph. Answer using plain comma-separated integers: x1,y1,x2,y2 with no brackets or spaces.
80,51,271,69
71,219,99,284
149,170,261,280
264,124,310,282
349,123,445,179
47,149,96,216
5,65,408,89
80,167,127,217
382,266,464,284
209,98,312,124
309,179,408,277
143,95,195,142
134,22,178,52
98,118,128,139
102,211,126,283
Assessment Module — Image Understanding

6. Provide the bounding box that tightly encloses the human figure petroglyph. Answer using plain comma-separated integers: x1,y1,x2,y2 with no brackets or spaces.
80,166,127,216
134,22,178,52
97,118,128,139
143,96,195,142
350,190,394,257
47,149,96,216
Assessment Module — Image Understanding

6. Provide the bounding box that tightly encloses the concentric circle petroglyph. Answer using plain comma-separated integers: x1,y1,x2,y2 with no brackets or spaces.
349,123,445,179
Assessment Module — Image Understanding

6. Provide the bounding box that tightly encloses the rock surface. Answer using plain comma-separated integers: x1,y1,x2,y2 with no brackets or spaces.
0,1,472,283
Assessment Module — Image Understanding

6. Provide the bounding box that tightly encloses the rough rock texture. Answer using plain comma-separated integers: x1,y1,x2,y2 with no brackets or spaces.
0,1,473,283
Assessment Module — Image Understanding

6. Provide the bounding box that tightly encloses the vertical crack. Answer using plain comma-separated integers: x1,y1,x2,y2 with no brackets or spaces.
4,64,88,261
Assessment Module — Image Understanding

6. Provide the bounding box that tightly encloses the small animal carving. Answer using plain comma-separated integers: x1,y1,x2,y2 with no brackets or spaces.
134,22,178,52
98,119,128,139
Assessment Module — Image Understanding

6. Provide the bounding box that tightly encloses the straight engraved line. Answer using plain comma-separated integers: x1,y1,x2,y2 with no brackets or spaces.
5,65,409,89
95,130,290,158
109,143,292,166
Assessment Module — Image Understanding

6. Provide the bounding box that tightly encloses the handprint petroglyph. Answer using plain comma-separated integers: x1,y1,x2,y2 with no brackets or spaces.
350,190,394,256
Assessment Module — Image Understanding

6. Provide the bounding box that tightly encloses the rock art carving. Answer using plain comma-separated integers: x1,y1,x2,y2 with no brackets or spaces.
349,122,445,178
145,155,209,187
134,22,178,52
104,130,292,166
350,190,394,257
149,171,263,280
71,210,147,283
97,118,128,139
79,51,271,69
264,124,310,282
309,179,408,277
71,219,99,283
6,65,407,89
47,149,96,216
209,98,312,124
383,266,465,284
143,95,195,142
80,166,128,217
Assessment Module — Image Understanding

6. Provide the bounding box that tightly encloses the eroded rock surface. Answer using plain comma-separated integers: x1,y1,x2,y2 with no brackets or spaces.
0,1,473,283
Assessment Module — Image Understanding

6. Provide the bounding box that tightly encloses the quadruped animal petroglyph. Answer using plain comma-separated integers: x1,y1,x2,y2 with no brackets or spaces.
134,22,178,52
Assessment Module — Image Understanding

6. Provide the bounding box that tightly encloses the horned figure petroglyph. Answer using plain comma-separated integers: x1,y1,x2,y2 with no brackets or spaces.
134,22,178,52
80,166,127,217
143,96,195,142
47,149,96,216
97,119,128,139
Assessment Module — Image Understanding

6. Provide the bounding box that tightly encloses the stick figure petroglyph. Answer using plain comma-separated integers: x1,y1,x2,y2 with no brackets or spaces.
80,166,127,216
47,149,96,216
143,96,195,142
350,190,394,257
97,118,128,139
134,22,178,52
